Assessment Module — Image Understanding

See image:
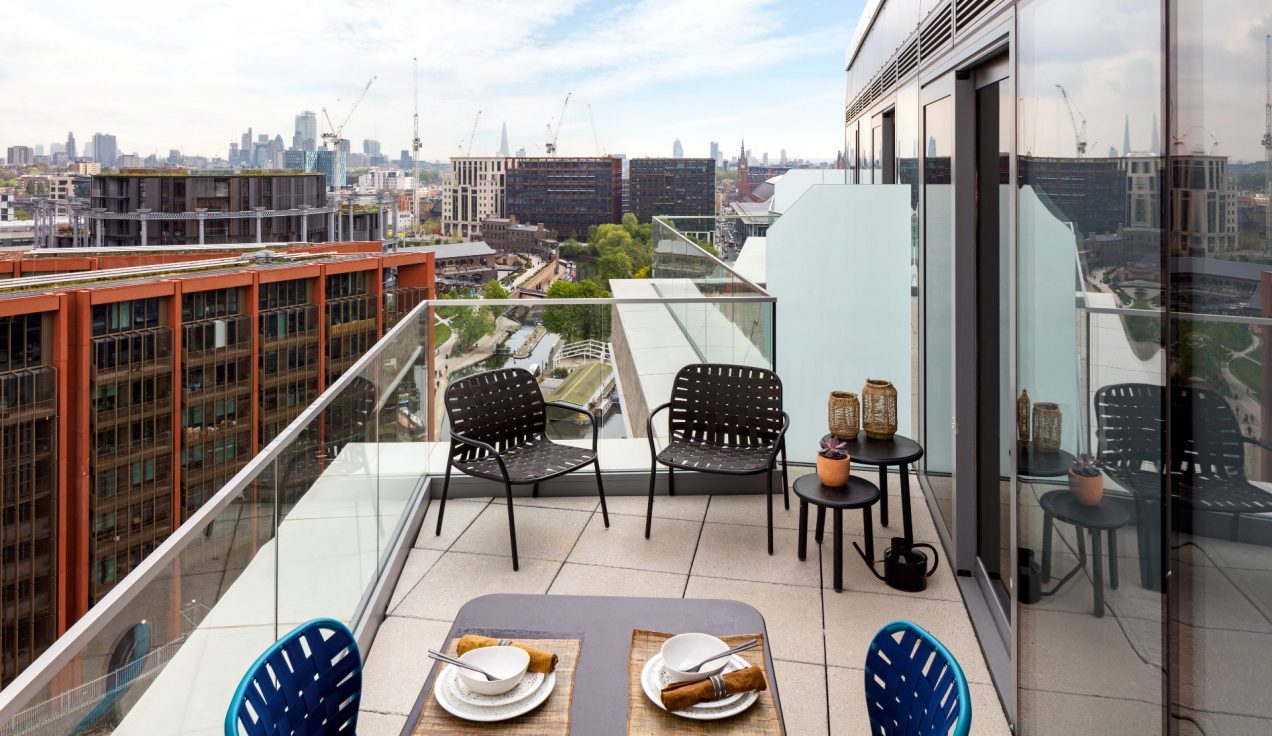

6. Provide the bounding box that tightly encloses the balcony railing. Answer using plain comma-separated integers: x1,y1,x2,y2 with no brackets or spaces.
0,221,774,734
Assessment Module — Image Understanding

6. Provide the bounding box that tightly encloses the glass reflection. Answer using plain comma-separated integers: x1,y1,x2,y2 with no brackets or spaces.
922,94,955,535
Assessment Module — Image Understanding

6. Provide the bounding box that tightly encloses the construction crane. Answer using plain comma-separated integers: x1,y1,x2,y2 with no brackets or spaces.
458,110,482,156
544,92,572,156
321,76,377,150
587,103,603,156
1263,33,1271,238
1055,84,1087,157
411,58,421,235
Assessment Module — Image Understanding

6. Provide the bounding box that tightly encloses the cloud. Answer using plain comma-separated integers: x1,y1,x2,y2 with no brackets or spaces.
0,0,855,160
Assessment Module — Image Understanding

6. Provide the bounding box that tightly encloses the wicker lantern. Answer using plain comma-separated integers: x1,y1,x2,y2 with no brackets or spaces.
827,391,860,440
1032,402,1062,453
1017,389,1031,443
861,379,898,440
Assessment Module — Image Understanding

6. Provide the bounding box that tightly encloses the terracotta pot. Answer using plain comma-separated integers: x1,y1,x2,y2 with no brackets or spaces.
816,454,852,487
1070,469,1104,506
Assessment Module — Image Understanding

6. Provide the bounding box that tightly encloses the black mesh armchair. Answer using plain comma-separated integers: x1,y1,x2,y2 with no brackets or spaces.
645,363,789,553
434,367,609,570
1094,382,1272,587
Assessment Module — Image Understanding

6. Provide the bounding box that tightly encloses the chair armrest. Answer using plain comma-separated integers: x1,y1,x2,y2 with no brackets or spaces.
545,400,598,452
450,432,511,479
646,402,672,460
1242,436,1272,454
769,411,791,463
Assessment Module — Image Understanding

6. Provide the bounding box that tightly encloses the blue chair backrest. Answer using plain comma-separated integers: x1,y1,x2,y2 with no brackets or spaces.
864,620,972,736
226,618,362,736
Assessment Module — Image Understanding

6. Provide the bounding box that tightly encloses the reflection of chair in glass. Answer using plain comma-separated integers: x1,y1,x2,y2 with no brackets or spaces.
70,622,151,736
225,618,361,736
1094,382,1272,588
434,367,609,570
863,620,971,736
644,363,789,553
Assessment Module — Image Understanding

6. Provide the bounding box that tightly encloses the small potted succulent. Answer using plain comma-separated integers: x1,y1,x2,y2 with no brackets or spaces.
1069,453,1103,505
817,436,852,487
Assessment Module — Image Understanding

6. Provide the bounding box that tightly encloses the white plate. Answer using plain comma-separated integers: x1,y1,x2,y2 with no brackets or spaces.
447,668,547,708
640,653,760,720
433,664,556,722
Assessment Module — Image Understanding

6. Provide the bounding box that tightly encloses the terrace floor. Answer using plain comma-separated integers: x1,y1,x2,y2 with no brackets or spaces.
356,466,1012,735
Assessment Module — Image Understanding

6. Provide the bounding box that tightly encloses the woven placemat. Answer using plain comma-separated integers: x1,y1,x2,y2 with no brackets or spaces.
411,637,579,736
626,630,784,736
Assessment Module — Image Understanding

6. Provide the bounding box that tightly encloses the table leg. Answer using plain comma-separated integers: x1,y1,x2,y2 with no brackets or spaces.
878,466,890,527
798,501,809,561
815,506,825,544
1076,525,1088,568
1108,529,1119,590
900,464,914,544
1041,511,1054,583
833,508,844,592
862,503,875,565
1091,529,1105,618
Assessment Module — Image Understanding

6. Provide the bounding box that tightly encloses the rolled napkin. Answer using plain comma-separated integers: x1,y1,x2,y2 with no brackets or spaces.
660,666,768,712
455,635,558,673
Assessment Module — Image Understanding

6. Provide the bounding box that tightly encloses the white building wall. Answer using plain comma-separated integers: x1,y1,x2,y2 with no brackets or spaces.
441,157,507,239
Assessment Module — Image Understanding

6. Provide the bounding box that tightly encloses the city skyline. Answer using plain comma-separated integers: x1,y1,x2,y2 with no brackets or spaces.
0,0,859,162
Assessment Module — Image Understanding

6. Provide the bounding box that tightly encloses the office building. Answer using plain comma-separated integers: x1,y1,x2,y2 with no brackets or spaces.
0,242,433,686
627,158,716,221
65,132,76,162
75,162,101,176
313,149,346,188
91,134,117,167
499,123,510,157
505,156,622,240
442,157,507,239
293,111,318,151
709,141,720,167
480,215,553,256
7,147,34,166
87,172,330,246
672,139,684,158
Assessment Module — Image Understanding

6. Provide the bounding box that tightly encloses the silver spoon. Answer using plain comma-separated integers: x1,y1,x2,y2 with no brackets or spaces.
427,649,493,681
682,639,759,673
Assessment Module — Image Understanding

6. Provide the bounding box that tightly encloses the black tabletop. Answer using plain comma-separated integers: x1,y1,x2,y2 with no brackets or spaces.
1039,489,1131,530
1018,442,1076,478
401,593,782,736
822,433,923,465
792,473,881,509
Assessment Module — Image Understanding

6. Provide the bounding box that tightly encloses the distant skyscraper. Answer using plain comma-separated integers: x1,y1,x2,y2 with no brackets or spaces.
709,141,720,166
672,139,684,158
34,144,45,157
6,146,34,166
91,133,117,166
1108,146,1119,158
1122,115,1131,156
66,132,77,161
779,149,787,165
500,123,510,157
51,142,65,156
362,139,382,156
229,142,240,165
294,111,318,151
762,152,769,165
515,147,526,158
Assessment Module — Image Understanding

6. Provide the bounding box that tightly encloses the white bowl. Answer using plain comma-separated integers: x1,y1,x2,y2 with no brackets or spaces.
456,646,530,695
660,633,730,684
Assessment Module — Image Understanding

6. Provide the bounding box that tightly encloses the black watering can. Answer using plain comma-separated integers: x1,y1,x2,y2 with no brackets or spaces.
865,537,940,592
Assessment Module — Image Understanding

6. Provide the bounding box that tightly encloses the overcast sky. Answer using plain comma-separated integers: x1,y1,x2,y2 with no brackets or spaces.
0,0,863,162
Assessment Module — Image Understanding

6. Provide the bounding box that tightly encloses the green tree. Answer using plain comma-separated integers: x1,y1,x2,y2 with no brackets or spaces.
597,252,633,287
542,280,610,342
480,279,509,320
622,212,640,236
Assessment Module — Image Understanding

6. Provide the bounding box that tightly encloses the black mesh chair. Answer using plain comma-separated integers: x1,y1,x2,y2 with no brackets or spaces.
1094,382,1272,587
434,367,609,570
645,363,789,553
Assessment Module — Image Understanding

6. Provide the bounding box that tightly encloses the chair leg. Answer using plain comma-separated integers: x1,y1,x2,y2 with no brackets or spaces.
780,442,790,511
434,463,453,536
668,465,675,496
645,460,657,539
1041,510,1054,582
766,468,775,555
594,461,610,528
532,482,539,498
503,481,519,571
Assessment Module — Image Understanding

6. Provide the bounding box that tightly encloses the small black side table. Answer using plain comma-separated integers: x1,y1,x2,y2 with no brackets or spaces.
1039,489,1131,617
793,474,881,592
823,433,923,543
1018,442,1076,478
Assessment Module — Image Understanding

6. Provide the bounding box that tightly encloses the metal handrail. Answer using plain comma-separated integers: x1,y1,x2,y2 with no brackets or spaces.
0,290,775,722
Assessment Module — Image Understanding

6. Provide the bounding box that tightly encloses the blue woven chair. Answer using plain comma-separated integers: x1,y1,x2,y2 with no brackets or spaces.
226,618,362,736
863,620,972,736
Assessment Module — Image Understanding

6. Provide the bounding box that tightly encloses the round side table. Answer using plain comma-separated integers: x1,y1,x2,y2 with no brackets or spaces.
823,433,923,543
793,474,881,592
1018,442,1075,478
1038,489,1131,617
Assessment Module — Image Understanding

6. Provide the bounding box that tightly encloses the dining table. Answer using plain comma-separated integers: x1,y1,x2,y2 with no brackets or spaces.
401,593,785,735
